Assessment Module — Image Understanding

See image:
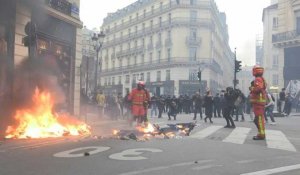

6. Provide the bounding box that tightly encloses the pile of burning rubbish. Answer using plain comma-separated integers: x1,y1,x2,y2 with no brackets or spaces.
112,122,197,141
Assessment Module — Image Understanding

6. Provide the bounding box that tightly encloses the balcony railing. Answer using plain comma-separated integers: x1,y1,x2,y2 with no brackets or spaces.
186,37,202,46
46,0,72,16
272,30,300,43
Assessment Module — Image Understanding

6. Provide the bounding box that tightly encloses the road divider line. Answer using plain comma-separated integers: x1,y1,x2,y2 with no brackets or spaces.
190,125,223,139
240,164,300,175
223,127,251,144
266,130,297,152
118,160,213,175
192,164,223,170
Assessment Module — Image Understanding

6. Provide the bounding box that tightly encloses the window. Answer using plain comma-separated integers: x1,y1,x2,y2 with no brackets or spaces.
128,42,131,50
272,74,279,86
135,40,138,48
122,19,124,25
149,52,153,63
167,48,171,61
168,30,171,39
158,50,161,62
127,57,130,66
160,2,163,11
190,0,195,5
135,26,138,34
143,9,146,18
272,55,279,68
104,78,108,85
166,70,171,81
157,71,161,81
142,23,145,32
168,13,172,24
140,73,144,81
118,76,122,85
272,17,278,29
134,56,137,65
112,60,115,69
150,35,153,44
190,10,197,22
112,77,115,85
191,28,197,40
176,0,180,5
158,33,162,42
136,13,139,20
147,72,151,82
141,54,145,64
133,74,137,84
129,16,132,22
128,28,131,37
125,75,130,83
150,20,153,29
189,47,197,61
151,6,154,14
159,17,162,27
120,31,123,39
142,38,145,47
119,59,122,67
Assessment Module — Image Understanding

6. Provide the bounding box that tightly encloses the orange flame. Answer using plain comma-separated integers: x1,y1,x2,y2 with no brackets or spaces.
136,123,155,133
5,88,91,139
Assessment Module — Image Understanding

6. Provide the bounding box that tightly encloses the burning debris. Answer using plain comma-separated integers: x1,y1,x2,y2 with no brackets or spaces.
113,122,197,141
5,88,91,139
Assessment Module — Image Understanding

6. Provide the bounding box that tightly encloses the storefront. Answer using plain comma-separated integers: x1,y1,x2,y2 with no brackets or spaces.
179,80,207,96
144,81,175,96
32,11,77,113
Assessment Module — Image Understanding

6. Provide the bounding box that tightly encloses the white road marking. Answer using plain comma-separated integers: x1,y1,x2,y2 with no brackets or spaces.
118,160,213,175
109,148,162,160
192,164,223,170
53,146,111,158
223,127,251,144
236,159,257,164
266,130,297,152
240,164,300,175
190,125,223,139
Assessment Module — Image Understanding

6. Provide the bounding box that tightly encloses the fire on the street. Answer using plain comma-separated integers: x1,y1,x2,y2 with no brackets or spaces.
112,122,196,141
5,88,91,139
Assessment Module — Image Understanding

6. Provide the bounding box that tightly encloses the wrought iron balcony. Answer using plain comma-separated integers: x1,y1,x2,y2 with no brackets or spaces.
186,36,202,46
272,30,300,43
45,0,72,16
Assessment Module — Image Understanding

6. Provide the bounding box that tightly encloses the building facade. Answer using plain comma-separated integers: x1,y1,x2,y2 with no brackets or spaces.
99,0,234,96
262,3,284,91
271,0,300,87
81,27,97,96
0,0,82,116
236,66,253,96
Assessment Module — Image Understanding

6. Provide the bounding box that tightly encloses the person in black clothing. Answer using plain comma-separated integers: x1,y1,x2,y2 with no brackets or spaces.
223,87,236,128
204,90,214,123
234,90,246,122
192,92,203,120
168,101,178,120
213,93,222,118
278,88,286,113
157,96,165,118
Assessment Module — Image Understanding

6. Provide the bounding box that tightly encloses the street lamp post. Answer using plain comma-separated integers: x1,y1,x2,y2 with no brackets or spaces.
92,31,105,91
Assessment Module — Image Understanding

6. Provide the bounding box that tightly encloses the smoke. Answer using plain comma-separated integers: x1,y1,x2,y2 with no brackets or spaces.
0,56,67,137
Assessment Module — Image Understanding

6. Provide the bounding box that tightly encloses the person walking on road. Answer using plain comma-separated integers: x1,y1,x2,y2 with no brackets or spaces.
249,65,267,140
265,92,276,125
204,90,214,123
222,87,236,128
193,92,203,120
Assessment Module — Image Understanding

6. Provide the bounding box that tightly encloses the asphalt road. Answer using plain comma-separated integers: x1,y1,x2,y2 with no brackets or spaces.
1,114,300,175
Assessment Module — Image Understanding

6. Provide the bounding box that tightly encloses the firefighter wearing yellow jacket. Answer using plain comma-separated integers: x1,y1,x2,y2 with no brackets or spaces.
249,65,267,140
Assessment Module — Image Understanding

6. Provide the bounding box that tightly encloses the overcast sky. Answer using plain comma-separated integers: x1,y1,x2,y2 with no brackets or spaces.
80,0,271,66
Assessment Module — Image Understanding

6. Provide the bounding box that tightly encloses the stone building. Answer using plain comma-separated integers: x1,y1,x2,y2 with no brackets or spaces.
99,0,234,96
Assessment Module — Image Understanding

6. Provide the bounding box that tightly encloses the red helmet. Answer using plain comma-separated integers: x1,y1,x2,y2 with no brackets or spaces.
137,81,145,87
252,65,264,76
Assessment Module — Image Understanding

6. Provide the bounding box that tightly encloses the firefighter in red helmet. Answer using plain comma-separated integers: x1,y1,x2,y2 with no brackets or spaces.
128,81,150,126
249,65,267,140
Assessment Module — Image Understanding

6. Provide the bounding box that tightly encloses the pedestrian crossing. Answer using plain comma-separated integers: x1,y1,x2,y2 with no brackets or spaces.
189,125,298,152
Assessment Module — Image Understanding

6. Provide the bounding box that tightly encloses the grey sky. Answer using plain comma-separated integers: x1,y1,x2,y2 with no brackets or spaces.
80,0,271,66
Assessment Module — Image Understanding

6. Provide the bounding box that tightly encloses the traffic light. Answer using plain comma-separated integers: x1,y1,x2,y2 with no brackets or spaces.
197,71,201,82
235,60,242,73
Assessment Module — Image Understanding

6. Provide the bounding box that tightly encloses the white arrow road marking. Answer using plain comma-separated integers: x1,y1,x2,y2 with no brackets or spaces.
118,160,213,175
190,125,223,139
109,148,162,160
53,146,111,158
240,164,300,175
223,127,251,144
266,130,297,152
